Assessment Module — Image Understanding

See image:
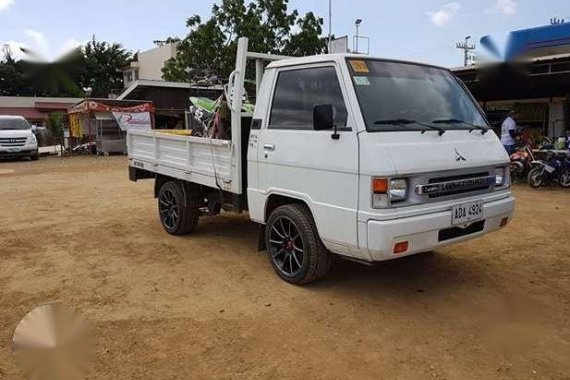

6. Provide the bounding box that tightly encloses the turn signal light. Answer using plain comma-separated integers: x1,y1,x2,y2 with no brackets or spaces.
372,178,388,193
393,241,409,254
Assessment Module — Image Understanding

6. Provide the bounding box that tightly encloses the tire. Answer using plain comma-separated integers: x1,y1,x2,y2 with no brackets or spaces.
158,181,199,235
30,155,39,161
527,167,544,188
265,204,331,285
509,161,524,182
559,169,570,188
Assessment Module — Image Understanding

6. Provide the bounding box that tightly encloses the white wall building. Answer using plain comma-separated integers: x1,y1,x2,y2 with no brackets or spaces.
121,43,178,88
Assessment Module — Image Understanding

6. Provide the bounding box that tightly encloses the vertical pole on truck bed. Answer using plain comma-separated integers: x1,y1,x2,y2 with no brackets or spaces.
255,59,264,97
230,37,248,194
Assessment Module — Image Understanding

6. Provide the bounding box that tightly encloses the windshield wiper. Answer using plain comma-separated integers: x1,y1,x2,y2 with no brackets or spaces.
373,119,445,136
431,118,490,134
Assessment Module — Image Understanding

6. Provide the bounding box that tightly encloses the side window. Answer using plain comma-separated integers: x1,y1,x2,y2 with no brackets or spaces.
269,66,348,130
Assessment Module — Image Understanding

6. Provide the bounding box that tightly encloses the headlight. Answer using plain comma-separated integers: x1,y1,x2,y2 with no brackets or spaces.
494,167,506,186
389,178,408,202
27,134,37,145
372,178,408,208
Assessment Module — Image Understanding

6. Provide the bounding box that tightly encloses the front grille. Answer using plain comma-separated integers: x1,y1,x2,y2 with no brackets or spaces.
438,220,485,242
0,137,27,147
418,171,493,198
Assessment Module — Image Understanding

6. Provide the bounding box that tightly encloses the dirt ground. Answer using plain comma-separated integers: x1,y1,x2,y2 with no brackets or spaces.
0,156,569,379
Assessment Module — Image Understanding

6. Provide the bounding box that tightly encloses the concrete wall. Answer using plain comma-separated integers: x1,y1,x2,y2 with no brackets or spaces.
137,43,177,81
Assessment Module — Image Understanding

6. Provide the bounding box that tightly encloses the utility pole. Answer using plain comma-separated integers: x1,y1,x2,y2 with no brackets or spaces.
456,36,475,66
328,0,332,53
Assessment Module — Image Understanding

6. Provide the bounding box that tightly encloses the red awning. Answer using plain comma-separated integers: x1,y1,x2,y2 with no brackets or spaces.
68,99,155,114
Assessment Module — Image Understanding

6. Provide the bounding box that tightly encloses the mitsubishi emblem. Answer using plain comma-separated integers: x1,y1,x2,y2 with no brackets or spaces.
454,149,467,161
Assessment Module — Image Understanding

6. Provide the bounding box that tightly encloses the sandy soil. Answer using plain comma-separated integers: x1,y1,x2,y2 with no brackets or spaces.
0,156,569,379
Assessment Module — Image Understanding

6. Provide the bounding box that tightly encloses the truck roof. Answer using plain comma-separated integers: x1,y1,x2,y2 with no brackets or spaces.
266,53,448,71
0,115,27,120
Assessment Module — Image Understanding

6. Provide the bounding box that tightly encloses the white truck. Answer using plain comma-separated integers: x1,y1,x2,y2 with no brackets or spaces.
128,38,515,284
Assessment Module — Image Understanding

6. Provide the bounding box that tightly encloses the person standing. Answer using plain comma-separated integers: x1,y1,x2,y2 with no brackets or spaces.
501,111,517,155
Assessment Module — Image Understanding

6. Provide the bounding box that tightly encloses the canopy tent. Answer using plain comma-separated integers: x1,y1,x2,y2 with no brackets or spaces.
67,98,155,155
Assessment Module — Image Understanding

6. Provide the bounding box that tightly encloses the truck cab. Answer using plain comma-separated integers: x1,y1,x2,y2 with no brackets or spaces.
247,54,514,272
128,38,514,285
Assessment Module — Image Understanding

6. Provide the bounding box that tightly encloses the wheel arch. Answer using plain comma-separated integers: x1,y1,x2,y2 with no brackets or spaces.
264,193,315,225
154,175,199,206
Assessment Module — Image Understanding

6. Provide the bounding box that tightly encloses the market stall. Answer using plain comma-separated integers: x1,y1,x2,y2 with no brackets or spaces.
68,99,154,155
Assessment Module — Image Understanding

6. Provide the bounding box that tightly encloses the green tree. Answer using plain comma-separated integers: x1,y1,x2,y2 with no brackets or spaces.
80,37,132,97
162,0,327,82
0,38,132,98
0,52,28,96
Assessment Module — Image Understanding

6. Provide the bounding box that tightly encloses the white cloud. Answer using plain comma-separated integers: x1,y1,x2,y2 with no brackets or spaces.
0,0,14,11
1,41,27,60
496,0,516,15
58,38,86,57
427,3,462,27
24,29,50,60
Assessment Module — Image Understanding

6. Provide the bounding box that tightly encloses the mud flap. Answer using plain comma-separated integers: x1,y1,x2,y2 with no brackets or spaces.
257,224,266,252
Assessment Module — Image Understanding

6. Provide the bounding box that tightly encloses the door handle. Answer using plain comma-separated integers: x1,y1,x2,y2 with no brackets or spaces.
263,144,275,151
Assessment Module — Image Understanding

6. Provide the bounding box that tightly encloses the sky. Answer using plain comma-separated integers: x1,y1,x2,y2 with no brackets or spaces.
0,0,569,67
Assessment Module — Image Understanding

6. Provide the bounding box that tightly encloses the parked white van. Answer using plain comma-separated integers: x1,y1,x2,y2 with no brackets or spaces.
128,38,515,284
0,116,39,161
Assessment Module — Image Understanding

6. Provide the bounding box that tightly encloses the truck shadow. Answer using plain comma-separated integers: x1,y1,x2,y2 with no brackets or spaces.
190,215,488,296
310,251,488,296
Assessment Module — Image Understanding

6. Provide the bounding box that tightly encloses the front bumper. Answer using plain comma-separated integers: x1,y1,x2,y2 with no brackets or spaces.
366,195,515,261
0,146,38,158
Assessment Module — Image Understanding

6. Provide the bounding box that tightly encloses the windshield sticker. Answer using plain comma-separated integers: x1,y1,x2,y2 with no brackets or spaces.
354,76,370,86
349,60,369,73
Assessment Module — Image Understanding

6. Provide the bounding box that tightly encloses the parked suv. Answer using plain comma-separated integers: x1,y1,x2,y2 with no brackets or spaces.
0,116,39,161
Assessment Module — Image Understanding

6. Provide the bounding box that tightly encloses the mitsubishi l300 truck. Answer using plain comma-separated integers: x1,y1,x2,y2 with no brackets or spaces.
128,38,515,285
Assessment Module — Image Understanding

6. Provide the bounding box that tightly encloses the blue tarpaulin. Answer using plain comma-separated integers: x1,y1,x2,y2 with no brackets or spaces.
481,23,570,61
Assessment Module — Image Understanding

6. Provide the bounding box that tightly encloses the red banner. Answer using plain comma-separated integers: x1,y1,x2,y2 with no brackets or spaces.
68,100,154,114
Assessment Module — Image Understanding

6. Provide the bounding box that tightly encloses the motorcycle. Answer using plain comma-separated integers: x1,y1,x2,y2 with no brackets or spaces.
528,151,570,188
509,145,535,182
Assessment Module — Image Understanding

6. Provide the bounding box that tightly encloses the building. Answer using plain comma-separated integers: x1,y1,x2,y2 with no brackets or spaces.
453,23,570,140
117,79,223,129
120,43,178,88
0,96,81,125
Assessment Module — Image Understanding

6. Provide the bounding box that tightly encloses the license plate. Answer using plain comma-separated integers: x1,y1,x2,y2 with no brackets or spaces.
452,201,483,225
7,148,21,153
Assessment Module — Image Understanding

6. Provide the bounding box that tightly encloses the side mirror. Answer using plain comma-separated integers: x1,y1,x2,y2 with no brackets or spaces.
313,104,334,130
31,124,37,132
313,104,340,140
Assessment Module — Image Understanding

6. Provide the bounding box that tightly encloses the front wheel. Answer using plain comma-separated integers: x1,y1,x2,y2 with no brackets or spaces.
527,167,545,188
559,169,570,188
265,204,331,285
158,181,199,235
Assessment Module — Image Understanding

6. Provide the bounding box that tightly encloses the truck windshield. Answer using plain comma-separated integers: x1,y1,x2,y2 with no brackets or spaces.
0,118,30,130
346,59,487,132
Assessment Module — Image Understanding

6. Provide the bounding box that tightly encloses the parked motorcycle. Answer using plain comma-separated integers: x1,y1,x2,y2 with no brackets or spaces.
510,145,535,182
528,152,570,188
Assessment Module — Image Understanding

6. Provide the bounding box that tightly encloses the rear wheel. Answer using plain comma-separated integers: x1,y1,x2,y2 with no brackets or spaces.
158,181,199,235
265,204,331,285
